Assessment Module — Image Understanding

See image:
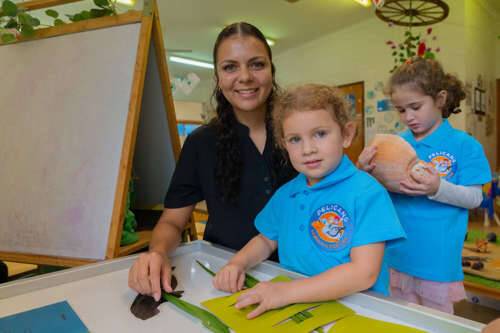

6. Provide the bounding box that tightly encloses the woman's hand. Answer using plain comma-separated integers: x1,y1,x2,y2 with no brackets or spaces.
128,250,173,301
356,146,377,172
235,281,290,319
213,262,246,293
399,164,440,196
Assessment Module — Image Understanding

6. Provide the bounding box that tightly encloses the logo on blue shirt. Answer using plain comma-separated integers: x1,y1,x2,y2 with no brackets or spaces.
428,151,457,179
309,204,353,252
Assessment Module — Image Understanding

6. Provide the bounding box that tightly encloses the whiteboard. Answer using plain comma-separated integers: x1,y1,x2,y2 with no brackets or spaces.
0,23,141,260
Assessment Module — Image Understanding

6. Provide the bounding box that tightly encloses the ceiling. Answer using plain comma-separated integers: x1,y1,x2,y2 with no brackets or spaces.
157,0,374,79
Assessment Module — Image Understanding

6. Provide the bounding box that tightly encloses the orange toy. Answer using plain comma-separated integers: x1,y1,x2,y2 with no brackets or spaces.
368,134,429,193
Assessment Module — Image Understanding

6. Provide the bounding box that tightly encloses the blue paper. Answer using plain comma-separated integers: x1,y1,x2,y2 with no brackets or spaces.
0,301,89,333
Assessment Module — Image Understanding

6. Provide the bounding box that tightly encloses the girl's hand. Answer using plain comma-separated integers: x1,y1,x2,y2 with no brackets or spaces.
235,281,290,319
356,146,377,172
213,263,246,293
399,165,440,196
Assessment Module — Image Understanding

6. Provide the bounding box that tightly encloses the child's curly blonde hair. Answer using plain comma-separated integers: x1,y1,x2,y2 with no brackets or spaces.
272,84,354,147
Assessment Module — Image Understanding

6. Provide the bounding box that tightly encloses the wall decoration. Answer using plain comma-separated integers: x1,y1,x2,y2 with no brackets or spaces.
345,93,357,118
385,27,441,73
383,112,395,123
366,117,376,128
367,90,375,99
365,105,374,115
474,87,485,115
171,73,200,96
377,1,448,72
377,99,391,112
375,0,449,27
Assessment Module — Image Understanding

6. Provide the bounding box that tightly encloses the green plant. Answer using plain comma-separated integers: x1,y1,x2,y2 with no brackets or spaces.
0,0,40,43
163,292,230,333
0,0,121,44
195,260,324,332
64,0,117,23
386,27,440,73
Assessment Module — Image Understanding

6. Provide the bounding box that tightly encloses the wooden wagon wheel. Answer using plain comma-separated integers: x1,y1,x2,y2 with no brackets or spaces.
376,0,449,27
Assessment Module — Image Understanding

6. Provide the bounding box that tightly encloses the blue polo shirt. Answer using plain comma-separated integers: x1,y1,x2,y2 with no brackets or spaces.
387,120,491,282
255,156,405,296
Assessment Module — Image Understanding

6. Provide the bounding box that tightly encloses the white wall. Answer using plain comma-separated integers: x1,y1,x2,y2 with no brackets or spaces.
275,0,466,145
464,0,498,168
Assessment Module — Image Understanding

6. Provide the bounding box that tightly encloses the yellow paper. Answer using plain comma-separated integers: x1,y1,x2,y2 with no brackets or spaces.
328,315,427,333
201,275,355,333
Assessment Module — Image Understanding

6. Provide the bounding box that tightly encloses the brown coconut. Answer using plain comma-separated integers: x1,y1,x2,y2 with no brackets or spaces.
368,134,425,193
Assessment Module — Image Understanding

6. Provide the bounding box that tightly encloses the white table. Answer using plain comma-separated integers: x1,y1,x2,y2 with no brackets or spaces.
0,241,485,332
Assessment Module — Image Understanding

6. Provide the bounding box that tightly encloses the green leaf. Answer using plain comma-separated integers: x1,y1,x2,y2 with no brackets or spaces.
80,10,91,20
2,0,17,17
18,12,29,25
1,32,15,43
68,13,83,22
45,9,59,18
90,8,112,18
163,293,230,333
54,18,64,26
20,24,34,37
30,16,40,27
94,0,110,8
5,18,17,29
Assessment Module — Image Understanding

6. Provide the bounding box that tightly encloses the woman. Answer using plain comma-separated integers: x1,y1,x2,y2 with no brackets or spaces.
128,22,295,302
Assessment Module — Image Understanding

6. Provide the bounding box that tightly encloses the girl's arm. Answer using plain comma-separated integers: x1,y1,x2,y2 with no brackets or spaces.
213,234,277,293
235,242,384,319
400,164,483,209
428,181,483,209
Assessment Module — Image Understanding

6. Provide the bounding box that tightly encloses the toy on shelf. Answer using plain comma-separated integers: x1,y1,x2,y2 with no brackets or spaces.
480,174,500,227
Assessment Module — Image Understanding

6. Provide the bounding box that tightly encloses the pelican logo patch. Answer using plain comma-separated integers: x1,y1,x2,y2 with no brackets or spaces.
428,151,457,179
309,204,353,251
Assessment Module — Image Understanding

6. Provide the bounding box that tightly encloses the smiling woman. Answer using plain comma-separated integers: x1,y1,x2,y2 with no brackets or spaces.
128,22,296,302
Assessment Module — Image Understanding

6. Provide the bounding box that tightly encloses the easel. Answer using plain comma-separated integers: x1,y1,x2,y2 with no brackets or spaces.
0,0,196,267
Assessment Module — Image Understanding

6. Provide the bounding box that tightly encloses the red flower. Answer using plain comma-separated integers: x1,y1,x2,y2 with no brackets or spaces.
418,42,426,56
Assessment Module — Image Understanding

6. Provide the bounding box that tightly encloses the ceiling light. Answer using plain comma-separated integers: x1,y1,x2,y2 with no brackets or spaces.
169,56,214,69
115,0,136,6
354,0,371,7
266,38,275,46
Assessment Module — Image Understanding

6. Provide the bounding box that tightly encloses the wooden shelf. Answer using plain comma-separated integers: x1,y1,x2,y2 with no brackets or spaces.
464,281,500,300
117,230,152,257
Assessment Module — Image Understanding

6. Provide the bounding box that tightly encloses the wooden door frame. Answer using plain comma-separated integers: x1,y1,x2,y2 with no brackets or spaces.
337,81,365,157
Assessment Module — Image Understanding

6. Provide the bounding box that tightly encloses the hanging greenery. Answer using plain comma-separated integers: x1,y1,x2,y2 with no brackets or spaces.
0,0,40,43
385,26,441,73
0,0,120,44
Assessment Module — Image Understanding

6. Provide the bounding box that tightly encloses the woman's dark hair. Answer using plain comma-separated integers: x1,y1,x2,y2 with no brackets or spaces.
387,57,465,118
210,22,281,204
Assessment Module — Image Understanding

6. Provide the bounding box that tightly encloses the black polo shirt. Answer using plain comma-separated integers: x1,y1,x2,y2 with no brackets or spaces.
164,122,295,251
